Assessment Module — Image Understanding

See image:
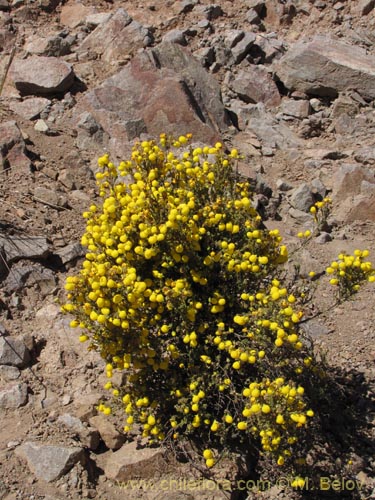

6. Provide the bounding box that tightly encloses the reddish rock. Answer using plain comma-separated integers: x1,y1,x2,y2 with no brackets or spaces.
229,66,281,108
89,415,125,450
9,97,50,120
104,441,166,482
333,164,375,202
75,43,228,157
0,28,15,53
342,194,375,222
77,8,153,62
10,56,75,96
0,120,32,172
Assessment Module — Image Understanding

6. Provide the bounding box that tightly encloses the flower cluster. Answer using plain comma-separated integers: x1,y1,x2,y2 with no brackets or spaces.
310,197,332,233
326,249,375,300
62,134,317,468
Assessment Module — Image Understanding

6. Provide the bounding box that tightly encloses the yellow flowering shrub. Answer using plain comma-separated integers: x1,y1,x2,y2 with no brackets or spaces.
63,134,321,469
326,249,375,300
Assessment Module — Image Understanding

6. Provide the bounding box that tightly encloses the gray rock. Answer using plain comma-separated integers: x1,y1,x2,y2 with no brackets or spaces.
275,35,375,100
104,441,165,482
300,320,331,338
0,336,30,368
224,29,245,49
212,43,233,69
0,383,28,408
196,19,211,30
276,179,293,191
0,233,49,263
193,47,215,67
311,178,327,198
89,415,125,451
289,208,313,225
76,111,107,151
57,170,75,190
78,9,153,62
233,102,301,150
57,414,100,450
34,186,67,207
229,66,281,108
247,0,265,12
15,442,85,482
246,8,260,24
315,232,332,244
162,29,187,46
290,183,315,212
3,262,56,294
196,4,223,20
25,35,71,57
54,243,85,265
231,31,256,63
11,56,75,96
177,0,198,14
254,33,286,63
0,365,21,381
280,98,310,118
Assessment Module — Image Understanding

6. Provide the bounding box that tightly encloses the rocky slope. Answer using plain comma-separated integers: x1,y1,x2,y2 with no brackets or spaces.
0,1,375,499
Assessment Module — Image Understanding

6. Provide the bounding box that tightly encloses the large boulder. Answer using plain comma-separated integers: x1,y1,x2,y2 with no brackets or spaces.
275,36,375,100
10,56,75,96
75,43,229,158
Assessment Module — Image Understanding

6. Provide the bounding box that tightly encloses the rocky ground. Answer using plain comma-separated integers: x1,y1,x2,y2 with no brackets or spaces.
0,0,375,499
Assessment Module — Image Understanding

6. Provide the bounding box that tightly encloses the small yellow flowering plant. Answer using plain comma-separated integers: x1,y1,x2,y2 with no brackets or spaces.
63,134,319,470
326,249,375,300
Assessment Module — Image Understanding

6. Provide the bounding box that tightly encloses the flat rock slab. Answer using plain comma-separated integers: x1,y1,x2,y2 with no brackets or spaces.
15,442,85,482
60,2,96,28
275,35,375,100
10,56,75,96
104,441,166,482
0,234,49,263
3,262,56,294
75,42,228,157
0,336,30,368
9,97,51,120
